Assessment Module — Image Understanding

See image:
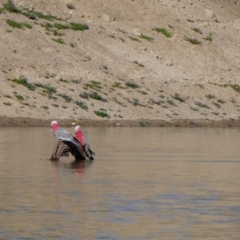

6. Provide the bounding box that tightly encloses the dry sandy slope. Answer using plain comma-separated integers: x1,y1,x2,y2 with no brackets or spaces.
0,0,240,126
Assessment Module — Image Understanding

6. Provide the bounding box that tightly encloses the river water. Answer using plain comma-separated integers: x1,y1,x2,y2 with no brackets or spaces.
0,127,239,239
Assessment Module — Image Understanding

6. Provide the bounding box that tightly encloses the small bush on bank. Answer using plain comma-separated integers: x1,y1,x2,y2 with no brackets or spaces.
8,76,35,91
184,36,202,45
94,110,110,118
69,22,89,31
125,81,140,89
139,33,153,42
152,28,172,37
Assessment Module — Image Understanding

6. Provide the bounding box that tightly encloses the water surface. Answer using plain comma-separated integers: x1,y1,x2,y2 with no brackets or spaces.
0,127,239,239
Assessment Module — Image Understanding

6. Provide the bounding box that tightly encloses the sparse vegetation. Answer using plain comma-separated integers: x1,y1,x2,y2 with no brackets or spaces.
152,28,172,37
139,33,154,42
129,36,141,42
52,38,65,44
167,99,177,106
34,83,57,95
3,102,11,106
4,0,21,13
125,81,140,89
41,106,49,110
3,94,11,98
213,102,221,109
112,82,125,89
54,23,69,30
94,110,110,118
14,93,24,100
206,94,215,99
172,93,185,102
184,36,202,45
31,10,62,21
133,61,144,67
58,93,72,102
195,101,210,109
6,19,23,29
84,81,102,90
79,92,89,99
89,92,107,102
8,76,35,91
204,35,213,42
75,100,88,110
69,22,89,31
229,84,240,93
192,28,202,34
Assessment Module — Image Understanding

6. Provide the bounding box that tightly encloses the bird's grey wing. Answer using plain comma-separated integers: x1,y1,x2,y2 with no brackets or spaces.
83,136,95,155
55,128,74,141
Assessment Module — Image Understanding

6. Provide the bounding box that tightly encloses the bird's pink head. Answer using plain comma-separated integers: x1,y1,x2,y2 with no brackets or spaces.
51,120,59,132
75,125,81,132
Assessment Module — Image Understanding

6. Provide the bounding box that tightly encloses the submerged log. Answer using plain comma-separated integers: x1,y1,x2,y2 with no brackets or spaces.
50,139,86,161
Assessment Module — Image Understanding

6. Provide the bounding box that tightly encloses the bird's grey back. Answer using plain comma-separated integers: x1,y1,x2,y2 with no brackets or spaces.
55,128,74,142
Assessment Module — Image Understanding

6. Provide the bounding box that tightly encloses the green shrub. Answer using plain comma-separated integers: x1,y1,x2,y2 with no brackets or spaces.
129,36,141,42
3,102,11,106
195,101,210,109
192,28,202,34
6,19,23,29
3,94,11,98
94,110,110,118
152,28,172,37
172,93,184,102
75,100,88,110
125,81,140,89
54,23,69,30
41,106,49,110
133,61,144,67
89,92,107,102
32,11,62,21
69,22,89,31
6,19,32,29
4,1,21,13
41,22,54,30
8,76,35,91
34,83,56,95
132,98,141,106
52,38,65,44
15,93,24,100
112,82,124,89
22,22,32,29
0,8,5,14
79,92,89,99
230,84,240,93
139,33,153,42
167,99,177,106
184,36,202,45
204,35,213,42
58,93,72,102
84,80,102,90
206,94,215,99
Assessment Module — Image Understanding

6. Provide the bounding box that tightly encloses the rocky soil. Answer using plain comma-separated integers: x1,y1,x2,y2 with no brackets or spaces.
0,0,240,126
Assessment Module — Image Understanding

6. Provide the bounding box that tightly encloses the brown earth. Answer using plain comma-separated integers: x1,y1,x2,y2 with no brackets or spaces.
0,0,240,127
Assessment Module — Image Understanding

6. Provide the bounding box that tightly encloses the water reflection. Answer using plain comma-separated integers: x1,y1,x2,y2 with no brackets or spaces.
51,159,93,173
0,127,239,239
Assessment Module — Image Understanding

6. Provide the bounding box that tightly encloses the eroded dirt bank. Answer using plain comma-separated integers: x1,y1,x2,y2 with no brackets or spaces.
1,116,240,128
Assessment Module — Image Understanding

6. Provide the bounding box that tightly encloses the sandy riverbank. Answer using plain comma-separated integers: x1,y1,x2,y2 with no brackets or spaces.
1,116,240,128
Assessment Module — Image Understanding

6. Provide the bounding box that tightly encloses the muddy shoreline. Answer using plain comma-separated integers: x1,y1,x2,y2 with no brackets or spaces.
0,116,240,128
